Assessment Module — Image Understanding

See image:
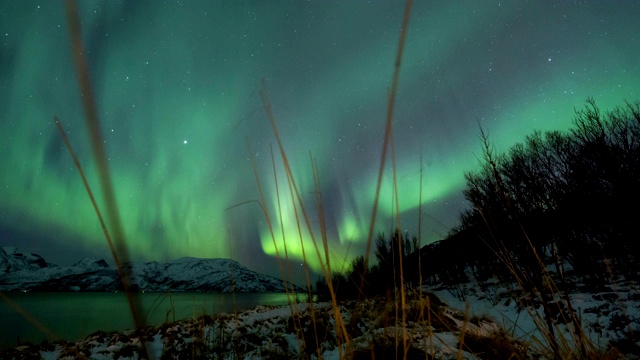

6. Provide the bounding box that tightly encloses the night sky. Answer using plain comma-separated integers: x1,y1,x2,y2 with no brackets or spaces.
1,1,638,283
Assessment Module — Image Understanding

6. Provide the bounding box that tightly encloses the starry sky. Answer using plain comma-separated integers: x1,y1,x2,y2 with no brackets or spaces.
0,1,638,284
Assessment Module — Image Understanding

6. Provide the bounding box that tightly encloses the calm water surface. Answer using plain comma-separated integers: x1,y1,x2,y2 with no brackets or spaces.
0,292,291,350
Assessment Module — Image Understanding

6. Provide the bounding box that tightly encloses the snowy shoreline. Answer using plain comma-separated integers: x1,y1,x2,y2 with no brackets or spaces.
2,279,638,359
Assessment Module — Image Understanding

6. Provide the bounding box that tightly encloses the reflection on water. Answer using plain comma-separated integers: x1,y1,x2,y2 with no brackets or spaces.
0,292,291,350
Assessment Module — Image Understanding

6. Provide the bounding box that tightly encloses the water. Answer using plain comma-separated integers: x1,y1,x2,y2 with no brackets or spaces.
0,292,291,350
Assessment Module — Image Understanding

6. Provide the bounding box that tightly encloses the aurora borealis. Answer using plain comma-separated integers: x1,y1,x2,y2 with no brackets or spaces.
1,1,638,283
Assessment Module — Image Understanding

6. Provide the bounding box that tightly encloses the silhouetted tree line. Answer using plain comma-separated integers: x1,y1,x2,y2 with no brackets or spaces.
316,229,420,301
316,99,640,301
437,99,640,359
452,98,640,284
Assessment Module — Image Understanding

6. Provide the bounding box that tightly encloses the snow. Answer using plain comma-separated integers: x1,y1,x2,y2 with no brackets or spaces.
3,277,639,359
3,247,640,358
0,246,49,274
0,247,299,293
72,257,109,270
425,276,640,357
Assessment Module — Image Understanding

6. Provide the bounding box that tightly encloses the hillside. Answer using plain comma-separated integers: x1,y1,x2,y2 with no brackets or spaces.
0,246,298,293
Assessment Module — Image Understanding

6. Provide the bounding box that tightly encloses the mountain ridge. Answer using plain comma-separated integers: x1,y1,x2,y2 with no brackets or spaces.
0,246,299,293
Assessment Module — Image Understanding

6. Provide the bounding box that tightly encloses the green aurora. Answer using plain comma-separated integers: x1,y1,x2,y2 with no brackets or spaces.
0,1,638,281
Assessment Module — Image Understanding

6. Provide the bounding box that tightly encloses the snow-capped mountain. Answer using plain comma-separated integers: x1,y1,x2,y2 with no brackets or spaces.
0,246,49,273
72,256,110,271
0,246,298,293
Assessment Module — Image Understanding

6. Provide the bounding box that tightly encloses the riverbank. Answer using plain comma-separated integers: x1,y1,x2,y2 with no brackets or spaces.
2,279,638,359
1,293,501,359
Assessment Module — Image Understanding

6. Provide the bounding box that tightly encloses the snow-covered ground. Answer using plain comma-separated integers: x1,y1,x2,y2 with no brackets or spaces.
3,245,639,358
429,276,640,357
3,275,638,359
0,297,492,360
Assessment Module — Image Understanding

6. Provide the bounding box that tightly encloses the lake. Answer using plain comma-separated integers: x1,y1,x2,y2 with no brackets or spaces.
0,292,292,350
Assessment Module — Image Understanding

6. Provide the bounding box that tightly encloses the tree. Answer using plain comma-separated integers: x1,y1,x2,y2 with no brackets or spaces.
454,99,640,359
